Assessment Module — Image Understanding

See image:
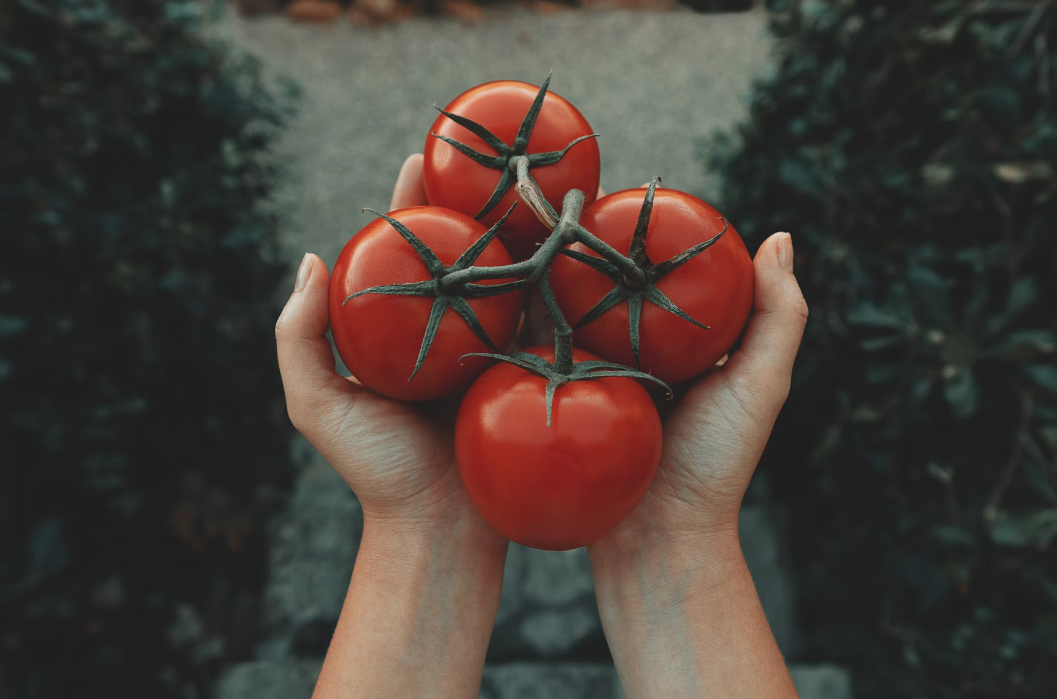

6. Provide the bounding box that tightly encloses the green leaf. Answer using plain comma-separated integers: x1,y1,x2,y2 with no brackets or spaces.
930,525,977,548
1025,365,1057,393
943,367,977,418
15,0,52,17
1024,456,1057,505
0,315,29,338
0,42,37,66
908,266,956,331
989,510,1057,548
778,159,824,199
865,363,902,384
1007,278,1037,316
1000,331,1056,354
861,336,906,352
846,303,906,330
977,85,1022,132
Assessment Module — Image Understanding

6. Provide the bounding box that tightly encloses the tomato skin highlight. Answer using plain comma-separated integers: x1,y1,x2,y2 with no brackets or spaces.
455,347,662,551
423,80,600,262
550,189,755,385
329,207,520,402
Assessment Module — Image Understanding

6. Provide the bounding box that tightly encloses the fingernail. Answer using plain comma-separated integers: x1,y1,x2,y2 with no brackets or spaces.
294,253,312,292
776,233,793,273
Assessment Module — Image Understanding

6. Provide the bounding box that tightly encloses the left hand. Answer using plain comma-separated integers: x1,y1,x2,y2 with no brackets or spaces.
275,153,504,546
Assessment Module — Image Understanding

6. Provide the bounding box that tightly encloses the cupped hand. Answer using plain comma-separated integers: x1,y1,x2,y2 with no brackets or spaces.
593,229,809,548
274,154,502,540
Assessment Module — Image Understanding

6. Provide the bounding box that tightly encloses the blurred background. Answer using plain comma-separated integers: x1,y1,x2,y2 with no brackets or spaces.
1,1,1055,698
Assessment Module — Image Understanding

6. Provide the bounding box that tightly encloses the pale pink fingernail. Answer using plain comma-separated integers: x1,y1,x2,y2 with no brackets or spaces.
776,233,793,273
294,253,312,292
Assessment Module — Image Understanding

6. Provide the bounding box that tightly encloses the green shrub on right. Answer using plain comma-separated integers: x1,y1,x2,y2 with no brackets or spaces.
713,2,1057,697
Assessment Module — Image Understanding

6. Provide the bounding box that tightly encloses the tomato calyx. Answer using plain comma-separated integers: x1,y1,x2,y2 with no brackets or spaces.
431,71,600,222
461,349,671,428
559,178,729,368
342,206,526,382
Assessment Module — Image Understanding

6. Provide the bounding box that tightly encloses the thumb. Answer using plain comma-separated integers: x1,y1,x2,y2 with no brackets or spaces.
721,232,809,414
390,153,428,210
275,253,354,441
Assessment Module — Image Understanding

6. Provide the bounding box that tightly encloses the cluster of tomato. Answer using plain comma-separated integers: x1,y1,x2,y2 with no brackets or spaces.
329,75,754,551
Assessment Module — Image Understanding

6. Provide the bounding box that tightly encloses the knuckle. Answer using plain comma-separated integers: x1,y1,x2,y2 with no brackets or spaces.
274,314,289,343
792,294,810,322
775,376,792,407
284,397,305,434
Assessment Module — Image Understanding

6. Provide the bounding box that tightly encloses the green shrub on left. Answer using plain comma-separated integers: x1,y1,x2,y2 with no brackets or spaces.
0,1,294,696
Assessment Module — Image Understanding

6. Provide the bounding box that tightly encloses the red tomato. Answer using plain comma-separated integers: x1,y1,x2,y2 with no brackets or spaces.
329,207,520,401
423,80,600,262
550,188,754,385
455,347,662,551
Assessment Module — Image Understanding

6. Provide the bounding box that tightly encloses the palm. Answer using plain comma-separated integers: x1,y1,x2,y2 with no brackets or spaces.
318,379,479,524
644,366,780,536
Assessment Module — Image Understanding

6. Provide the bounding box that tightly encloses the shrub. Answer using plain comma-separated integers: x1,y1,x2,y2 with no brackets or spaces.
0,1,293,696
712,1,1057,697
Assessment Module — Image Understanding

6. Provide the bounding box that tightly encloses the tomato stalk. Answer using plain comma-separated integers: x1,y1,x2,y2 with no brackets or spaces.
439,188,585,292
537,271,574,374
510,154,559,229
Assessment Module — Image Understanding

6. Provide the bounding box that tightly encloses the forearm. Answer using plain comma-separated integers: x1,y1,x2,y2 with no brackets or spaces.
312,515,508,699
589,526,798,699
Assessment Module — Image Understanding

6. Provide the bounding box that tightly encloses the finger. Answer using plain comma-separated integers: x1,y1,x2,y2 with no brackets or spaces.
276,253,355,439
597,184,605,198
390,154,428,210
720,232,808,413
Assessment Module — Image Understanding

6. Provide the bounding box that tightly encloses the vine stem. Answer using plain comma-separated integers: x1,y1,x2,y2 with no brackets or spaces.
438,181,648,379
439,189,584,292
537,271,574,373
511,155,560,229
573,225,647,287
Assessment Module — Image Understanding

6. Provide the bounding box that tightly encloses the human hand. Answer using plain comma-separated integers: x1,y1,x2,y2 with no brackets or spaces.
521,182,808,546
591,230,809,550
276,154,509,699
585,227,807,699
275,153,504,545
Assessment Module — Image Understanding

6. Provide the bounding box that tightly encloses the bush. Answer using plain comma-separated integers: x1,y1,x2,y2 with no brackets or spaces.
712,1,1057,697
0,1,293,696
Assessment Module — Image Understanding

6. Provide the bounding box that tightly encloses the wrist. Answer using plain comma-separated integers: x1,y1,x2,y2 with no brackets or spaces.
587,518,797,699
359,506,509,572
359,489,509,561
313,505,508,699
589,508,740,573
588,518,744,612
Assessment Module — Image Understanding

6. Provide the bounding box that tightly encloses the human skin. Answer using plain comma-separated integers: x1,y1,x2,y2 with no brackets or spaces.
587,224,808,699
274,153,807,698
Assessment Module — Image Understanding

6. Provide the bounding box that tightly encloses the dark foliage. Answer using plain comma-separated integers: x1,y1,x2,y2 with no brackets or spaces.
712,1,1057,697
0,1,293,696
263,0,754,14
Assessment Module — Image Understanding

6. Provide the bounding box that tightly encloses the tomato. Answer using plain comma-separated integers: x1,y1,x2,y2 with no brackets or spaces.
550,187,754,385
329,206,520,401
423,79,600,262
455,346,663,551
